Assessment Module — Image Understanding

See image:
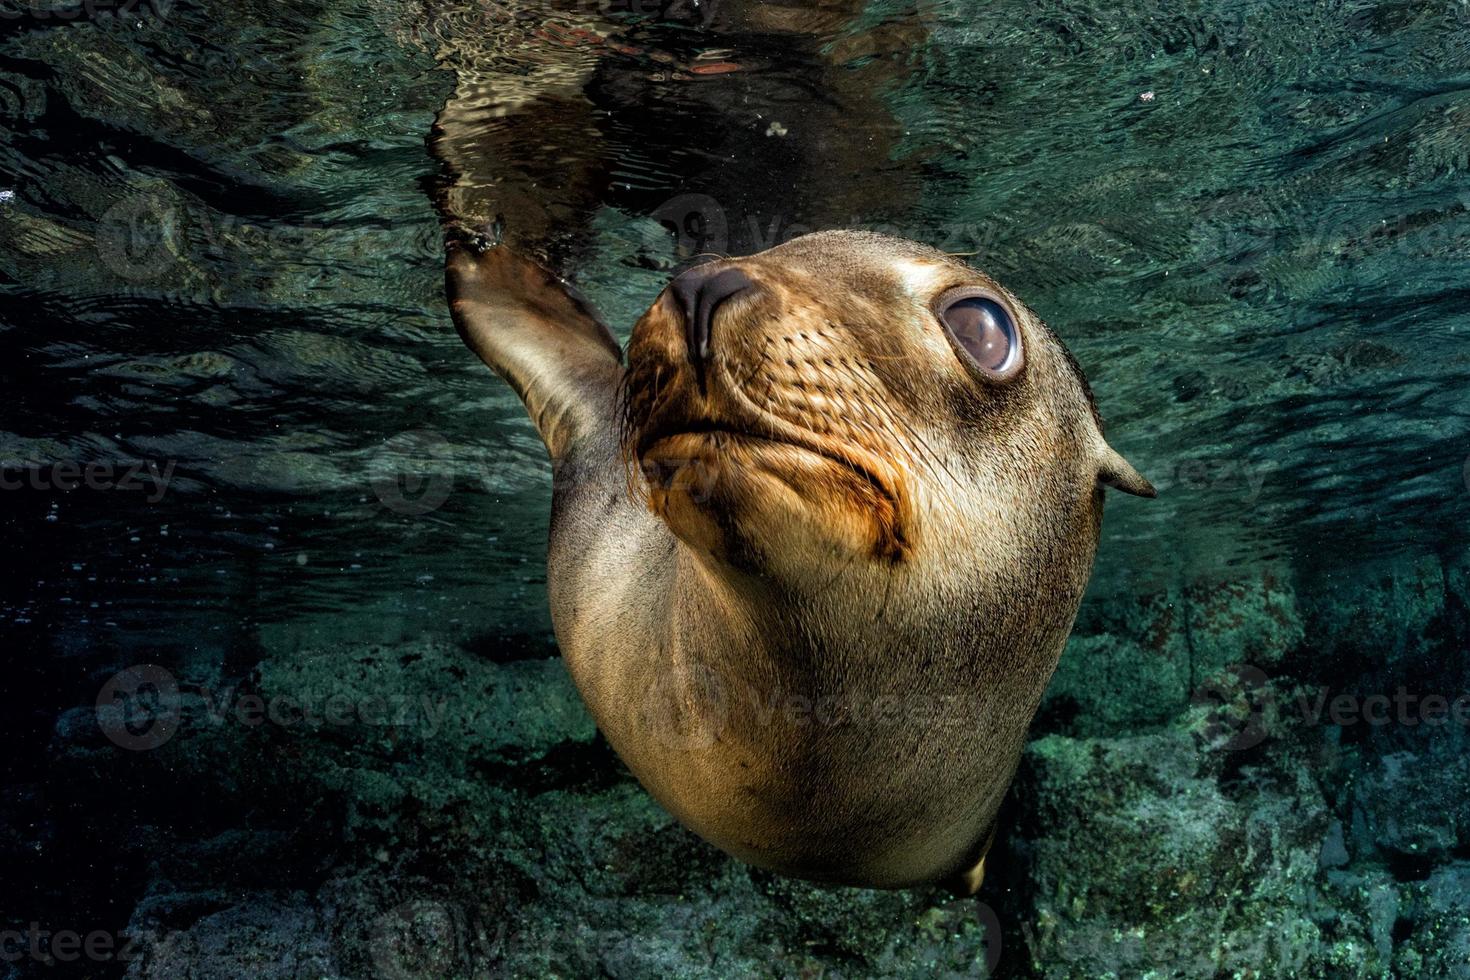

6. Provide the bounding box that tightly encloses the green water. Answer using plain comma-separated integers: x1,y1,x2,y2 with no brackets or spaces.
3,0,1470,976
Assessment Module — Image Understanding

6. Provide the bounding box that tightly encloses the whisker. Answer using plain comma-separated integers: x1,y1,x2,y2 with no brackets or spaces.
845,368,964,493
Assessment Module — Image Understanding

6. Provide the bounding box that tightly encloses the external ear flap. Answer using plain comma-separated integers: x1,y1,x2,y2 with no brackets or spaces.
1098,444,1157,498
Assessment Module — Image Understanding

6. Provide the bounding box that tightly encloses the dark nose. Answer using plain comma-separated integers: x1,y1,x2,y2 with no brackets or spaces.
669,264,755,375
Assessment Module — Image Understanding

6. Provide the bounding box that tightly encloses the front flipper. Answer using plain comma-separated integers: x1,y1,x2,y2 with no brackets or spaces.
445,234,623,460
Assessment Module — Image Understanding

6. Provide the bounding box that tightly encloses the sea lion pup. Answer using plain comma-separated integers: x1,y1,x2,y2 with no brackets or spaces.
445,229,1154,892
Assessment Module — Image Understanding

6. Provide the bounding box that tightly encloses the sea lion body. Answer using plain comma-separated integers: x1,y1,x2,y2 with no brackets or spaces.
446,230,1152,890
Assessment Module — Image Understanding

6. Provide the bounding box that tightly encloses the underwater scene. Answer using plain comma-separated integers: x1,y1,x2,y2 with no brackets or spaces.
3,0,1470,975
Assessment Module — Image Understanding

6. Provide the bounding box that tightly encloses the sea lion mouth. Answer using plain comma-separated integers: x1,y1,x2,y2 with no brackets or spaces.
638,422,895,499
628,409,911,562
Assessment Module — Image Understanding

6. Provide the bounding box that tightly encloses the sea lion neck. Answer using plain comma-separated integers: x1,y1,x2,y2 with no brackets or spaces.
667,536,792,636
663,533,922,667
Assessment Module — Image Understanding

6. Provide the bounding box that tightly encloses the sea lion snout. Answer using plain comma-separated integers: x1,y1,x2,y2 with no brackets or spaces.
623,258,916,567
668,263,757,379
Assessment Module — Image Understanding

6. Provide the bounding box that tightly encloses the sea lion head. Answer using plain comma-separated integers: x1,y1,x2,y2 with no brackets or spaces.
621,229,1153,590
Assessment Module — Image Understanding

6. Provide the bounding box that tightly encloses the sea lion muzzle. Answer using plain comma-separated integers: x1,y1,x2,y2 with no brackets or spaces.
625,256,917,565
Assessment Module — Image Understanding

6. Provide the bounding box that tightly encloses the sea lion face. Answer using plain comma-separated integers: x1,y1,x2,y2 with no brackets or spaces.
621,230,1148,585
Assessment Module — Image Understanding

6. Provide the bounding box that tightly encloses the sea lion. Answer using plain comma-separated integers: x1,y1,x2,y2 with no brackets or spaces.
445,228,1154,892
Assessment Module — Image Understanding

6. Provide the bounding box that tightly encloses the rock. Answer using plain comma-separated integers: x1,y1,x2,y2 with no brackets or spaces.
254,639,596,765
1320,819,1351,869
1320,869,1399,972
1297,553,1446,671
116,783,1007,980
1045,631,1190,733
124,896,341,979
1046,570,1303,736
1183,570,1304,677
1047,589,1191,734
1392,863,1470,977
1442,544,1470,655
1351,747,1470,869
1010,727,1354,977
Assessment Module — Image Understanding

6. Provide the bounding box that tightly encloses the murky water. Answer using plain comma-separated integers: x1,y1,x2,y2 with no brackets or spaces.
3,0,1470,970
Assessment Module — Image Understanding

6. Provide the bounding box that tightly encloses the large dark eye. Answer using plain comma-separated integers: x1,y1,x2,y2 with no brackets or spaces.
937,290,1022,378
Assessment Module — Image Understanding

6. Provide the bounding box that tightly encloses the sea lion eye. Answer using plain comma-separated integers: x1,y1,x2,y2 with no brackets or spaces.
936,289,1022,379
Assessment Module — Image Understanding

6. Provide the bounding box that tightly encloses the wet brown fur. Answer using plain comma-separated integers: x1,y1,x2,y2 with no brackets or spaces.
446,230,1153,891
